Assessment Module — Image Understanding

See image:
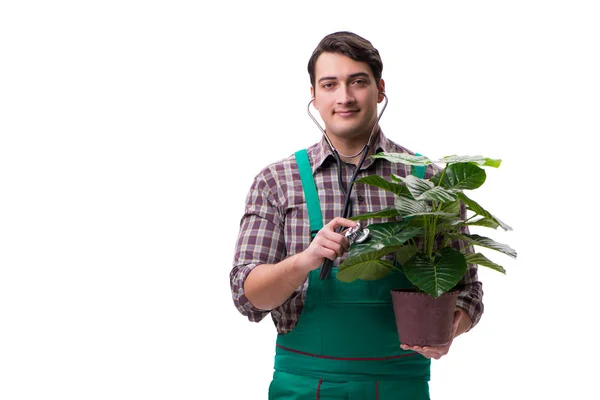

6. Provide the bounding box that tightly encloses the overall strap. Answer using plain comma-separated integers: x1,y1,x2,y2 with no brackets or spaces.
294,149,323,239
412,152,426,179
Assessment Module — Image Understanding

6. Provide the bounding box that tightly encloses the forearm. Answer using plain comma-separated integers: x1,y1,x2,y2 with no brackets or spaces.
243,254,311,311
456,273,484,331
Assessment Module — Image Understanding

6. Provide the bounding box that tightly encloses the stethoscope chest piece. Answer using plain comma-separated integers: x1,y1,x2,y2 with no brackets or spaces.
345,222,370,245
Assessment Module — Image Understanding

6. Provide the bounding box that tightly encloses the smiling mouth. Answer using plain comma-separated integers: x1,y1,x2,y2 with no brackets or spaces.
335,110,359,116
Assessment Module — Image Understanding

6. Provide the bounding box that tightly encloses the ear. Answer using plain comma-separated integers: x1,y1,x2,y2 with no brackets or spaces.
310,86,318,109
377,79,386,103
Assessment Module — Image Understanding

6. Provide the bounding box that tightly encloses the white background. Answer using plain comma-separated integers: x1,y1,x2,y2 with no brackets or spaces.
1,1,598,399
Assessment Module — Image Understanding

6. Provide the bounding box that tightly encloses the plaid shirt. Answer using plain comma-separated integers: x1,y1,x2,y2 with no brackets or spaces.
230,132,484,334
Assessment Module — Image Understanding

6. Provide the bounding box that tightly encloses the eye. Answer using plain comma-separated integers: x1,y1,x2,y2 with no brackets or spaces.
321,82,336,90
352,79,367,86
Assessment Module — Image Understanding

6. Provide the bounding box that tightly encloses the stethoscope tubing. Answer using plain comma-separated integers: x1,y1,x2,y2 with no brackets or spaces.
306,94,388,279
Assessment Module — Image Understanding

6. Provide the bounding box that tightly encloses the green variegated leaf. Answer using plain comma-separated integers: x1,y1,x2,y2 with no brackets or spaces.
372,152,432,166
465,253,506,273
466,218,501,229
403,248,467,297
441,200,461,216
337,252,394,282
432,163,487,190
403,211,458,219
436,155,502,167
404,215,426,229
435,222,464,234
355,175,411,197
350,207,400,221
450,233,517,258
394,175,458,203
394,196,430,216
392,175,433,198
457,192,512,231
395,243,419,266
348,222,423,259
415,186,457,203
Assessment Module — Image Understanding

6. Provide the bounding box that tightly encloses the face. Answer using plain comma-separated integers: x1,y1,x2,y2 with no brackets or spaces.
311,52,385,142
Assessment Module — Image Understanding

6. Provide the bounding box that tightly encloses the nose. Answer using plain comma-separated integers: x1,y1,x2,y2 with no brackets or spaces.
336,84,355,105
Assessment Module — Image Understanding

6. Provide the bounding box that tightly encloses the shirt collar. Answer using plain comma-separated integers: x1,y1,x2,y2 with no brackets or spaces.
308,129,393,173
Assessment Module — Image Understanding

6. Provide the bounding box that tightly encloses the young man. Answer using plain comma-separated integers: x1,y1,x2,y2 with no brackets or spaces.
230,31,483,399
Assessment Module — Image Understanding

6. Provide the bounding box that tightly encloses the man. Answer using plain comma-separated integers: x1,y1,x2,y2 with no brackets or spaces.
230,31,483,399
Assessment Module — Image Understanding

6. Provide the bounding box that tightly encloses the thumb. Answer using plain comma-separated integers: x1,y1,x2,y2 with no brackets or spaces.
453,310,462,330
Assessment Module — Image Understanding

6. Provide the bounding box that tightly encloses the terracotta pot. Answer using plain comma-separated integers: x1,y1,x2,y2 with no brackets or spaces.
390,289,459,347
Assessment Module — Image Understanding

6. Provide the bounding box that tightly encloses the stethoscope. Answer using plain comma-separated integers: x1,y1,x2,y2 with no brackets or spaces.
306,93,389,279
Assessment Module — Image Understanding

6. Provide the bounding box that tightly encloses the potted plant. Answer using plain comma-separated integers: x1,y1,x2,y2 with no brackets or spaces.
337,152,516,346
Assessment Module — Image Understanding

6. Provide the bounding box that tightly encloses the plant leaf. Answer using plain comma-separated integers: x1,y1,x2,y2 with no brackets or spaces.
395,243,418,266
436,155,502,167
457,192,513,231
441,200,461,216
466,218,501,229
432,163,487,190
403,248,467,298
355,175,411,197
392,175,458,203
450,233,517,258
350,207,401,221
392,174,433,197
435,222,464,234
403,211,458,219
394,196,431,217
347,222,423,259
416,186,458,203
465,253,506,274
337,254,394,282
371,152,432,166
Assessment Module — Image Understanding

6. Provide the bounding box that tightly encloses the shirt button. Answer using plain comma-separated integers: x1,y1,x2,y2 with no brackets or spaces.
357,195,365,203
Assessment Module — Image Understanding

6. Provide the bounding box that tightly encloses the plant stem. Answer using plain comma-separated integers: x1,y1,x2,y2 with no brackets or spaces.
426,163,448,258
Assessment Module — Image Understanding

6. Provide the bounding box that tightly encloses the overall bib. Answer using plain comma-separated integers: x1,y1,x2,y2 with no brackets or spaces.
268,150,430,400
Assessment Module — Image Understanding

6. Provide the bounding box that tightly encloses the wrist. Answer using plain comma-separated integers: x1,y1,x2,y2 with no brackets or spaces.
290,252,318,276
455,307,473,336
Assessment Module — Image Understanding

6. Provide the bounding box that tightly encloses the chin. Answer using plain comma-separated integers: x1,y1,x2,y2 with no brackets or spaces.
330,124,369,139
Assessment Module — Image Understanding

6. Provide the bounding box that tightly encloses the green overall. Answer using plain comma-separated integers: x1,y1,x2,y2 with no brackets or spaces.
268,150,430,400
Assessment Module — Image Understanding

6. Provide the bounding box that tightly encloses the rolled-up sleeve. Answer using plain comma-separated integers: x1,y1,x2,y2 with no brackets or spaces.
453,203,484,330
230,168,287,323
455,257,484,330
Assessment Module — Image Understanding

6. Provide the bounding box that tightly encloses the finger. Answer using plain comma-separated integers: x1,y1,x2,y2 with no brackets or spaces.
327,217,358,231
453,310,462,326
400,345,421,352
419,348,441,359
402,344,446,360
424,346,448,358
318,229,350,252
316,238,345,260
319,227,345,241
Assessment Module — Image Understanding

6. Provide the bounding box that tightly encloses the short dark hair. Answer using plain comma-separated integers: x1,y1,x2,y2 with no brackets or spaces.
307,31,383,89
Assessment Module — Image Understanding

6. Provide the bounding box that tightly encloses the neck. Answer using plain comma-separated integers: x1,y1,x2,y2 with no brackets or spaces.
328,127,380,163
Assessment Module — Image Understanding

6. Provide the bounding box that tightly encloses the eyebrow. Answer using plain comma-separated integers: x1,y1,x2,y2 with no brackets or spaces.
317,72,371,83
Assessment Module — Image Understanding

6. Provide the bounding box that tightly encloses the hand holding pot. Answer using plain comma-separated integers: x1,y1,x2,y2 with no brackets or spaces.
400,308,471,360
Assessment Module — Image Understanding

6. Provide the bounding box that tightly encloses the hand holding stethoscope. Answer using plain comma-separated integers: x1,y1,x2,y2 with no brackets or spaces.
293,218,371,277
